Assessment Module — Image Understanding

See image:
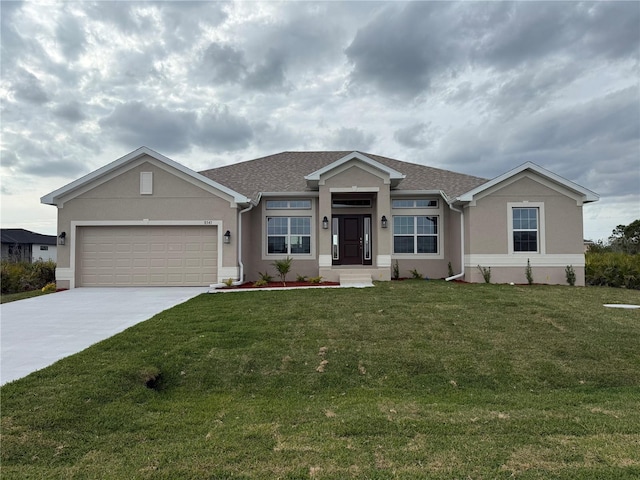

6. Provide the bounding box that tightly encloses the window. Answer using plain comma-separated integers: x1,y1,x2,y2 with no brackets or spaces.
266,200,311,209
267,217,311,254
332,199,372,208
393,216,438,254
512,207,539,252
392,199,438,208
40,246,49,251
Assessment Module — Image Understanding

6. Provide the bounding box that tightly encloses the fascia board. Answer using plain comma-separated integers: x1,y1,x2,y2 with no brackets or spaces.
258,192,320,197
41,146,250,206
456,162,599,203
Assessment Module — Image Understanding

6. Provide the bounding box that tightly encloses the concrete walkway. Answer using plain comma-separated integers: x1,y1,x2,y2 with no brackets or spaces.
1,287,206,385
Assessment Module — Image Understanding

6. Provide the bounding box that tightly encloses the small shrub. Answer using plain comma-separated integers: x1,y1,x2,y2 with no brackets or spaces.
309,276,323,284
525,258,533,285
253,279,268,287
258,271,273,283
392,260,400,280
41,282,57,293
410,269,423,279
565,265,576,286
447,261,454,277
296,274,308,282
477,265,491,284
271,256,293,286
223,278,234,287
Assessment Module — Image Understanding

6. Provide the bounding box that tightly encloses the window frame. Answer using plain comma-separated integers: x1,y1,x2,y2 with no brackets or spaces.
392,215,440,255
392,199,439,208
391,198,443,259
266,199,311,210
266,216,312,255
507,202,545,255
262,198,315,259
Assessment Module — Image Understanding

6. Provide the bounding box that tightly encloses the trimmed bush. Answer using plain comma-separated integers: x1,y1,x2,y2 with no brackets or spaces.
585,252,640,289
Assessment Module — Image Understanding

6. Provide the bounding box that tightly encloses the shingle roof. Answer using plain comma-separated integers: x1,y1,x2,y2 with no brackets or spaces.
1,229,56,245
199,151,488,203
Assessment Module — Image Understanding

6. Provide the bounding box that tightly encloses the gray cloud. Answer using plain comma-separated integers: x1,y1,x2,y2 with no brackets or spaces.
194,107,254,152
345,3,455,98
201,42,247,84
85,2,153,33
394,123,437,149
99,102,197,153
11,69,50,104
53,101,86,123
55,13,86,60
7,140,91,179
244,49,287,91
324,127,376,151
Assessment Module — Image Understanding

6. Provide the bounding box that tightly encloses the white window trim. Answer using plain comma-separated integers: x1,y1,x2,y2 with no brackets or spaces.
508,202,545,255
266,216,312,256
266,199,312,210
391,199,438,208
391,214,443,259
262,199,315,260
390,201,444,259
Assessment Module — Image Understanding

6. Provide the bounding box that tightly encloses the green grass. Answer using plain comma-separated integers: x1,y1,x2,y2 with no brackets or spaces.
2,281,640,479
0,289,50,304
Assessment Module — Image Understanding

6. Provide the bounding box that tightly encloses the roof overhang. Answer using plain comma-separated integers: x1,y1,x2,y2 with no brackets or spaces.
304,151,405,189
41,146,251,207
456,162,599,205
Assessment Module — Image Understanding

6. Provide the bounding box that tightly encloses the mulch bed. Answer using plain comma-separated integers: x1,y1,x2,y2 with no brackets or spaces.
223,281,340,289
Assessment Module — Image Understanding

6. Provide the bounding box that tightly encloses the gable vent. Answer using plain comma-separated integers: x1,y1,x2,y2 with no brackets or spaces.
140,172,153,195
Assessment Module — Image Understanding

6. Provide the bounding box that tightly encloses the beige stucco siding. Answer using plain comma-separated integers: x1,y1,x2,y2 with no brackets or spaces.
463,174,586,285
55,158,239,288
467,176,583,255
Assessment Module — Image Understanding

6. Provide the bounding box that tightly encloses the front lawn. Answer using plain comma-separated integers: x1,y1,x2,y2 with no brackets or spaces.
2,281,639,479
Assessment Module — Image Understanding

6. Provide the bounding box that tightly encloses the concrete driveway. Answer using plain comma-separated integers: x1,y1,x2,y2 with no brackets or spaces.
1,287,206,385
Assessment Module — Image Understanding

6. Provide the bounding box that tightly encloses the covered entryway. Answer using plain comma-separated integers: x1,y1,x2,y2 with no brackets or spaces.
76,225,217,286
332,214,373,265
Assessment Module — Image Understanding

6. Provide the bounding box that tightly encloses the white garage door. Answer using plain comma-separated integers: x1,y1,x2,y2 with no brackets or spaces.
77,226,217,286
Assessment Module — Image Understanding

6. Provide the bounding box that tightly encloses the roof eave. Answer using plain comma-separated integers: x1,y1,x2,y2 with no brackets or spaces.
455,162,599,204
40,146,251,206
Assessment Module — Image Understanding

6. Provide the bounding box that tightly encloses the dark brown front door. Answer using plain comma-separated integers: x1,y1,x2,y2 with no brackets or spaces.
333,215,372,265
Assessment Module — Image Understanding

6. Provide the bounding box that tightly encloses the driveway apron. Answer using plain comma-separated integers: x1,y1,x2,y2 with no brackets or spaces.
1,287,205,385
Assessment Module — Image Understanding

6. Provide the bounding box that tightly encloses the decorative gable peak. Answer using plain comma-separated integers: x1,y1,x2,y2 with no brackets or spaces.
304,151,405,189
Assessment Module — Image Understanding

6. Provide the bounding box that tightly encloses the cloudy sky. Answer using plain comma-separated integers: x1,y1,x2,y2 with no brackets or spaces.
1,1,638,241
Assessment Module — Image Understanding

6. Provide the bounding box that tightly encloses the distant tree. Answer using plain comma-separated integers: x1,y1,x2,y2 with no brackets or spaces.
608,219,640,254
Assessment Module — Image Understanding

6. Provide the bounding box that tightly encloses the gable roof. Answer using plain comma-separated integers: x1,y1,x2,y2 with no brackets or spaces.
304,151,406,188
199,151,488,202
41,146,250,206
1,229,56,246
456,162,599,203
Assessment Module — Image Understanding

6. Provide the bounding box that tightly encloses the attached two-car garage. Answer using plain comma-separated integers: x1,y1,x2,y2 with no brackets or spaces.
76,225,218,287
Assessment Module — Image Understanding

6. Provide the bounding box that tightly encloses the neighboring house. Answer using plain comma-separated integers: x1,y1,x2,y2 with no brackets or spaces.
1,229,57,263
41,147,598,289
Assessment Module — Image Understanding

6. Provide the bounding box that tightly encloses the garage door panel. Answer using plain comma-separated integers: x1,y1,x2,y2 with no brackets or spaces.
77,226,218,286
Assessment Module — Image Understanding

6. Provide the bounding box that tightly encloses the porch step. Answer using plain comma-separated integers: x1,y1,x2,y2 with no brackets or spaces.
339,273,374,288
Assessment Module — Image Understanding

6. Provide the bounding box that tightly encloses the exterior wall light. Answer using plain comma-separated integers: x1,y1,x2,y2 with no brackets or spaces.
58,232,66,245
223,230,231,244
322,216,329,229
381,216,388,229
